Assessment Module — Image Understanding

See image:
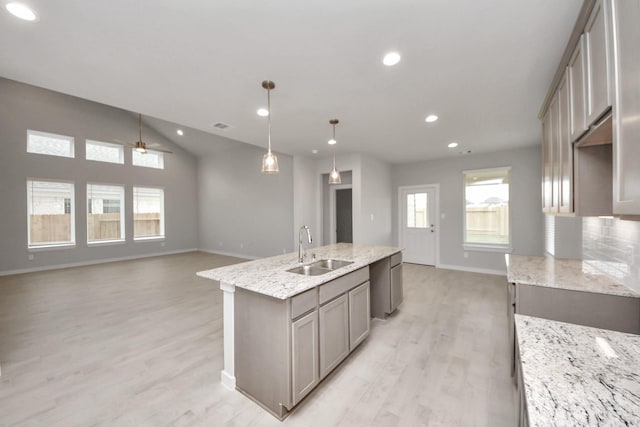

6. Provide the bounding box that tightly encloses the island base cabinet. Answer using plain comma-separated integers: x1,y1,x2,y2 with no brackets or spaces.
390,264,403,311
291,311,319,406
319,294,349,380
370,252,403,319
349,281,370,351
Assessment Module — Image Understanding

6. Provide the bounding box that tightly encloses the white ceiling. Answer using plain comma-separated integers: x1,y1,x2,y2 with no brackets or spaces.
0,0,582,163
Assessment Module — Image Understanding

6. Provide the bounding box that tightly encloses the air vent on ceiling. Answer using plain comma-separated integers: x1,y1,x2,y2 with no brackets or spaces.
211,122,233,130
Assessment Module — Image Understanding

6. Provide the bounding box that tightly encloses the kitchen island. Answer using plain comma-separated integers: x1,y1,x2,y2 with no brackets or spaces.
197,243,402,419
515,314,640,426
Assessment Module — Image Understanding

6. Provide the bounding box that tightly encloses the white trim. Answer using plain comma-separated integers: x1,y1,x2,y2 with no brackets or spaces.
329,184,353,244
199,248,258,260
462,243,513,253
220,281,237,390
0,248,198,277
397,184,440,266
436,263,507,276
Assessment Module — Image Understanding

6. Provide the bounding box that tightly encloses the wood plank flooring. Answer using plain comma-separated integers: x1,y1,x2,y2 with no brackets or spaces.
0,253,515,426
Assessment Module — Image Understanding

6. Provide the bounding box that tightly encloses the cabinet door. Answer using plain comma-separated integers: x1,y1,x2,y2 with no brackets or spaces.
585,0,612,125
390,264,403,312
348,281,370,351
556,72,573,213
291,310,319,406
569,35,588,142
542,97,559,213
611,0,640,214
319,294,349,379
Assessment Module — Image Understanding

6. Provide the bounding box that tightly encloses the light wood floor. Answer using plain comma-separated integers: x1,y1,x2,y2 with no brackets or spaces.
0,252,515,426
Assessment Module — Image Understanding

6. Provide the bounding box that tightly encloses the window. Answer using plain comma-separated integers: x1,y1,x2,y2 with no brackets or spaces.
27,180,75,248
87,184,125,243
407,192,428,228
133,187,164,239
27,130,74,158
463,167,510,250
132,149,164,169
86,140,124,164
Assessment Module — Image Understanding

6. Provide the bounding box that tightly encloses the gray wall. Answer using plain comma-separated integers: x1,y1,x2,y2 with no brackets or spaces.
392,145,544,273
293,155,320,249
360,154,392,246
0,78,199,274
198,144,294,258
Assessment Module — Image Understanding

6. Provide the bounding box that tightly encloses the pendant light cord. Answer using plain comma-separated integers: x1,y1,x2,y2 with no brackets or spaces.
332,122,337,167
267,86,272,153
138,113,142,143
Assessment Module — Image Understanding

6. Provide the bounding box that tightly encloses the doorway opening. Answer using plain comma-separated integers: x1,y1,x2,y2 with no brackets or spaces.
323,170,353,245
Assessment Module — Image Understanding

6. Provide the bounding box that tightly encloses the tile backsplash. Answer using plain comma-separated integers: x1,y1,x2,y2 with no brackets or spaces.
583,217,640,292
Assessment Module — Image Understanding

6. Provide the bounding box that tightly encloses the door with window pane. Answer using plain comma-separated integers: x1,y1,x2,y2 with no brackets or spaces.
400,186,436,265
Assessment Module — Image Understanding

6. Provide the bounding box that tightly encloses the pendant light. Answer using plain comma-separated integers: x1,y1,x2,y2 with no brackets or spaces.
261,80,279,173
328,119,342,184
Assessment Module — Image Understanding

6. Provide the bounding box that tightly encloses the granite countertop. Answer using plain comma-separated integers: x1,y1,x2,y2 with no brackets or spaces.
515,314,640,426
505,254,639,298
197,243,401,300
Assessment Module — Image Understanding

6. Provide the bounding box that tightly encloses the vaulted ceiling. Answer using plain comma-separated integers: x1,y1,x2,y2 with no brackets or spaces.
0,0,582,163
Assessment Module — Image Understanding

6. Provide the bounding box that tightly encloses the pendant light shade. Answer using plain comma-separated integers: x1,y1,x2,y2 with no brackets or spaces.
261,80,279,174
328,119,342,184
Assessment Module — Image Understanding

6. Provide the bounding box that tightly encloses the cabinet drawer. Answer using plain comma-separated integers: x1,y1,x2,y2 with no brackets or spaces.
291,288,318,320
390,252,402,267
319,267,369,305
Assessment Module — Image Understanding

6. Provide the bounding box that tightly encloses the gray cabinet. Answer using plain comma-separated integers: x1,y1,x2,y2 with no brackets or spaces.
370,252,403,318
390,264,403,312
541,103,556,213
319,293,349,379
585,0,612,124
611,0,640,215
291,310,319,406
348,281,370,351
569,35,588,142
557,72,573,213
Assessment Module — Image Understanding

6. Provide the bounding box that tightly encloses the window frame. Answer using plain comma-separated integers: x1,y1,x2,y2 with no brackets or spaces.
85,139,125,164
131,148,165,169
27,130,75,158
87,183,126,245
26,178,76,250
462,166,512,253
132,186,165,241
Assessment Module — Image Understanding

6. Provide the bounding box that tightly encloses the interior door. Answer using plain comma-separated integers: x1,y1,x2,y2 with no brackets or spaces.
400,186,436,265
335,188,353,243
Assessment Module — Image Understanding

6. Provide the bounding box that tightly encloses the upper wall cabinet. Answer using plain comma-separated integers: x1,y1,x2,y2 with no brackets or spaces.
569,36,588,142
584,0,613,125
540,0,640,217
610,0,640,215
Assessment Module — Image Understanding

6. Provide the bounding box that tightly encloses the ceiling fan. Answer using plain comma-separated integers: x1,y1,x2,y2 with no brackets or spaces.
113,113,172,154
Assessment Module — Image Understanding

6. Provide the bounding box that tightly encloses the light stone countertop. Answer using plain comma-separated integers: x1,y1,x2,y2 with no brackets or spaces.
505,254,639,298
197,243,401,300
516,314,640,426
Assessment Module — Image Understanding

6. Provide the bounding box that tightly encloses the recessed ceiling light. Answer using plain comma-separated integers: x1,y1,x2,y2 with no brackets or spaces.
257,108,269,117
383,52,401,66
6,2,37,21
328,139,337,145
448,142,458,148
425,114,438,123
176,129,184,136
312,149,318,154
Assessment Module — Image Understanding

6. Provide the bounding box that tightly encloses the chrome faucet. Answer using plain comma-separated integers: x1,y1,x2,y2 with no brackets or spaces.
298,225,312,263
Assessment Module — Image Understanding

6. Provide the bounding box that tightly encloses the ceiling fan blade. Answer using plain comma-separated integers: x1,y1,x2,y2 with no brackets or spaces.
112,138,135,148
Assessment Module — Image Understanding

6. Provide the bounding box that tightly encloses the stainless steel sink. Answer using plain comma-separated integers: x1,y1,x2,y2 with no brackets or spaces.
286,265,332,276
286,258,353,276
311,259,353,270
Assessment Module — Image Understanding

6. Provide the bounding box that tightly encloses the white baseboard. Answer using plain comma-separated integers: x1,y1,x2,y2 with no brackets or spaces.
199,248,257,261
220,370,236,390
0,248,199,277
436,263,507,276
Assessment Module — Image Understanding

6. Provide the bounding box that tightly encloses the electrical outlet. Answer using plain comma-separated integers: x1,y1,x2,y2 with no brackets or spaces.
464,252,469,258
28,254,34,261
160,242,165,247
240,243,244,249
219,241,223,247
